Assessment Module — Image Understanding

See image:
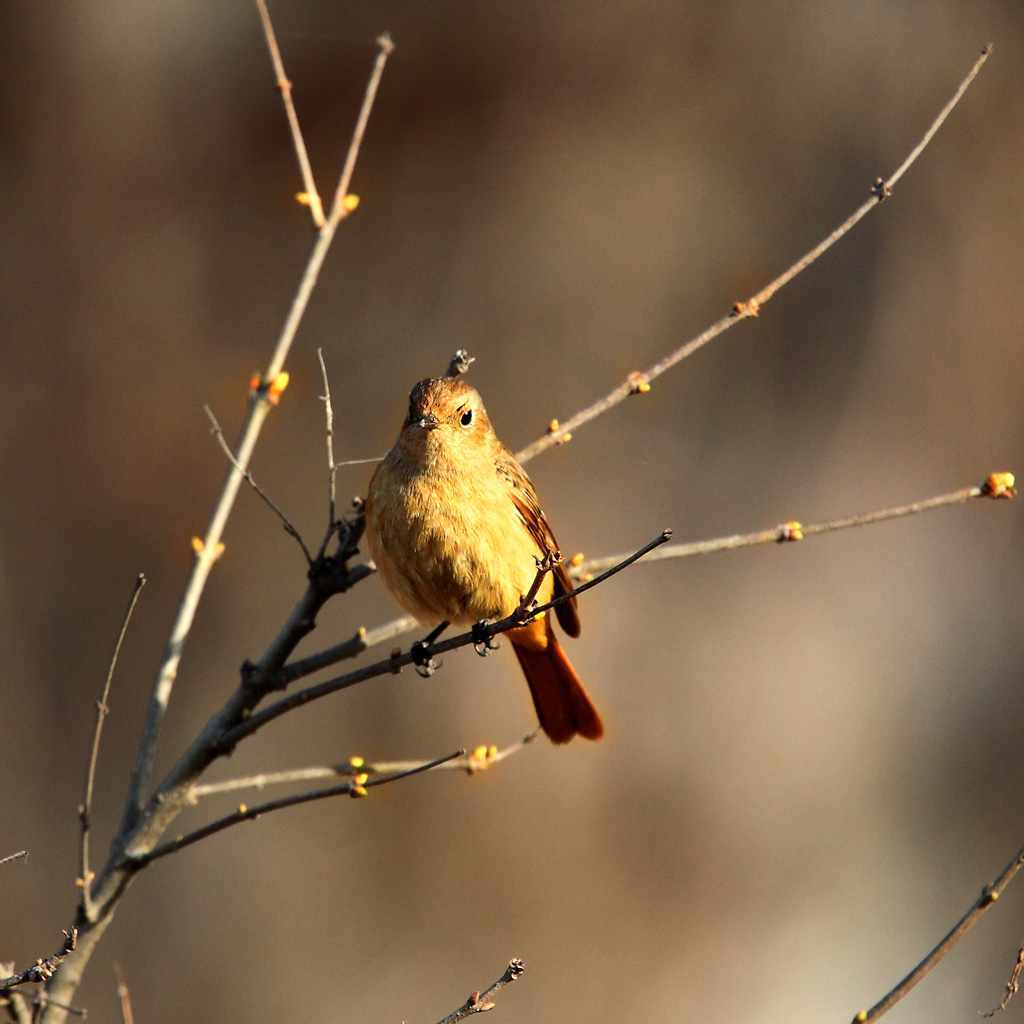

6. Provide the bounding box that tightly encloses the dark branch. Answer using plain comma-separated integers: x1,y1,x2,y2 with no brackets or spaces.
0,930,77,992
217,532,671,750
851,841,1024,1024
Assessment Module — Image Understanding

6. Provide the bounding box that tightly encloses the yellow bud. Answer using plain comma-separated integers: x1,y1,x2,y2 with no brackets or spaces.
343,194,360,211
569,552,584,567
350,785,368,798
296,192,311,206
354,773,369,786
237,804,247,815
349,755,364,769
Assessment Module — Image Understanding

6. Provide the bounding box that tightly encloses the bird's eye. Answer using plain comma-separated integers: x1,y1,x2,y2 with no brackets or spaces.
460,408,474,427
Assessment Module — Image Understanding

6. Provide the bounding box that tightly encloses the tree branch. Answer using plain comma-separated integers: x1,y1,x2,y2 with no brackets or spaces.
574,473,1015,576
216,532,672,749
134,751,462,866
514,46,992,465
205,404,313,564
432,959,525,1024
851,841,1024,1024
0,931,77,992
189,731,540,800
254,0,325,226
79,574,145,922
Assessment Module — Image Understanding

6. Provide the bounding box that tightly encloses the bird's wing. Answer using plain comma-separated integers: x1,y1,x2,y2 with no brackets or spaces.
496,444,581,638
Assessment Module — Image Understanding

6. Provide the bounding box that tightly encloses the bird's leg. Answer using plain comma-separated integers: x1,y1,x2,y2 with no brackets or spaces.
411,621,448,678
472,620,500,657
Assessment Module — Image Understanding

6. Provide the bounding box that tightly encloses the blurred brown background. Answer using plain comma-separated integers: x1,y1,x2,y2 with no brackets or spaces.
2,2,1023,1022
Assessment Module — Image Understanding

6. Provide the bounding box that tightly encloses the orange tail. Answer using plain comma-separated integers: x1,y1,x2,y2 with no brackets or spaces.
509,617,604,744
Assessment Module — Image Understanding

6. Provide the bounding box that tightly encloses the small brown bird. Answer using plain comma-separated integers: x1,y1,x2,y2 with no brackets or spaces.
364,376,603,744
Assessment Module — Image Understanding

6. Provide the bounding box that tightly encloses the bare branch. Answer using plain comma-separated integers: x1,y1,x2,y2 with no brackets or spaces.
135,751,461,866
324,33,394,227
255,0,325,227
79,574,146,921
851,842,1024,1024
514,47,992,465
205,404,313,563
189,731,540,800
317,349,338,554
112,964,134,1024
575,474,1015,576
47,33,399,1019
0,931,77,992
985,942,1024,1017
218,532,671,748
433,959,525,1024
0,851,27,868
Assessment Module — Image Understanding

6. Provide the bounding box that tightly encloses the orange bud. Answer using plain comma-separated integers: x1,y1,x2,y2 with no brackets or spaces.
981,472,1016,499
778,522,803,542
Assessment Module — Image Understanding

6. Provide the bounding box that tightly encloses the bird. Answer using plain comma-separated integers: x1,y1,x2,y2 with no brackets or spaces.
364,375,603,744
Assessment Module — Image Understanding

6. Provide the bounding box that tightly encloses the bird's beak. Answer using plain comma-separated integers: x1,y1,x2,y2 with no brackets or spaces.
418,413,440,430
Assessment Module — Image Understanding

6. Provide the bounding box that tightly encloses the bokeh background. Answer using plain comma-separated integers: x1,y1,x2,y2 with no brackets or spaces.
2,2,1023,1022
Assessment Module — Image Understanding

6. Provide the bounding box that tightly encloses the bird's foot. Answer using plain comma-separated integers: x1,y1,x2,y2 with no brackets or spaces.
411,640,441,677
472,620,500,657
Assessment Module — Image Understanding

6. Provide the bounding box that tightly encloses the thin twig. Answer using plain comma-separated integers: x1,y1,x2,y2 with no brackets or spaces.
985,943,1024,1017
205,405,313,563
189,731,539,799
433,959,525,1024
851,842,1024,1024
317,349,338,554
0,851,27,867
112,964,134,1024
325,33,394,227
0,931,77,992
514,46,992,465
79,574,145,921
255,0,325,227
276,614,419,686
574,476,1012,576
136,751,460,866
